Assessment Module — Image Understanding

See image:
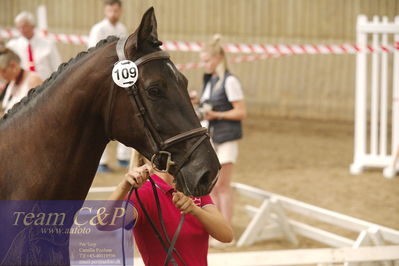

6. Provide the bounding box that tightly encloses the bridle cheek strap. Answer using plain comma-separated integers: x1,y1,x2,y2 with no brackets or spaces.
105,38,170,142
116,36,128,61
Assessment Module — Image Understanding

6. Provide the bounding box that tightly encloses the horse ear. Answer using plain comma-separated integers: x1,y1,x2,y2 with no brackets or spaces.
136,7,158,49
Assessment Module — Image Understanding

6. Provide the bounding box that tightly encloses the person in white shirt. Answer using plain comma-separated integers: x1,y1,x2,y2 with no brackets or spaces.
88,0,131,173
6,11,61,81
88,0,128,48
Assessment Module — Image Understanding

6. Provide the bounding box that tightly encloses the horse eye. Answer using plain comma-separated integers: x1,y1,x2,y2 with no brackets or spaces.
147,86,163,98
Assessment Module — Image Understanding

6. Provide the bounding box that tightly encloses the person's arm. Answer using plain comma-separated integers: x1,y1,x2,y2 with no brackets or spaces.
204,75,246,121
172,192,234,243
189,90,200,105
205,100,247,121
96,164,151,231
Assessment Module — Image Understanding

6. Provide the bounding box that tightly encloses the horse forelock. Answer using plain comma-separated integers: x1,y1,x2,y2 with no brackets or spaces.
0,35,119,123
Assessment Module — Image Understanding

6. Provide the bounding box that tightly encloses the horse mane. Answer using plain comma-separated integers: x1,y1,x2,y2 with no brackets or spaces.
1,35,119,122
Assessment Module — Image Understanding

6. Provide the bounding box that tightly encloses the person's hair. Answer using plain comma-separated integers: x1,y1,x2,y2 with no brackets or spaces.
202,34,228,78
104,0,122,7
0,44,21,69
14,11,35,26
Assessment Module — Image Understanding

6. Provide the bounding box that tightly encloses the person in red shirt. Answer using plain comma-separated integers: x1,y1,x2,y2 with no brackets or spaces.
100,164,233,265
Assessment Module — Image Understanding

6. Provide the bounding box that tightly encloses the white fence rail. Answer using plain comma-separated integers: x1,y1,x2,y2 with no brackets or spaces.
232,182,399,266
132,247,399,266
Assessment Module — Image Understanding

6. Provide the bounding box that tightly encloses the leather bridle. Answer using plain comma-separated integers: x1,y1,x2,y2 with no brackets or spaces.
105,36,209,176
110,36,209,266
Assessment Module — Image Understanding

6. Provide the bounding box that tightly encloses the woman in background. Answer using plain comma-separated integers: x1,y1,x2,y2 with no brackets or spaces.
193,34,247,247
0,43,42,114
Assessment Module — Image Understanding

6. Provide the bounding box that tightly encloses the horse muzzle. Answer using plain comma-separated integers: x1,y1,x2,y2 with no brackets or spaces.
175,162,220,197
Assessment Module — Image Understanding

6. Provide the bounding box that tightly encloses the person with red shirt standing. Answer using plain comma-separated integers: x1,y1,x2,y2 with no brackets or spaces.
99,163,233,265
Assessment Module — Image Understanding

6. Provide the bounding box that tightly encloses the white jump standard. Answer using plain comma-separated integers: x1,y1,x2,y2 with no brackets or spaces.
350,15,399,178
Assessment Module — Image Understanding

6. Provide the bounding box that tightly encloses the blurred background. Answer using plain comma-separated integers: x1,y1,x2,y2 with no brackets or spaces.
1,0,398,121
1,0,399,260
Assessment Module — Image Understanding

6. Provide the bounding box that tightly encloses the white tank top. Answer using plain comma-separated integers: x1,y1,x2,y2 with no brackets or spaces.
2,71,33,112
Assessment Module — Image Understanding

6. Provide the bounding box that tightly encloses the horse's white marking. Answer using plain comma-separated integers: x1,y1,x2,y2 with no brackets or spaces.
167,62,179,82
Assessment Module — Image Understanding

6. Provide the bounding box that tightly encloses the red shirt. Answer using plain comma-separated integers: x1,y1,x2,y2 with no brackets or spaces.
127,174,214,266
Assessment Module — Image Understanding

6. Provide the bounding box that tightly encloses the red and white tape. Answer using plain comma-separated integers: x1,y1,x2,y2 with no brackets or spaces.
176,53,283,70
0,28,17,39
1,28,398,55
0,28,88,46
2,28,398,71
165,41,399,54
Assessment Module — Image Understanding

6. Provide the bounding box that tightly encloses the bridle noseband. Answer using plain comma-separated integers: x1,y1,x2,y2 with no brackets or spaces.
111,36,210,266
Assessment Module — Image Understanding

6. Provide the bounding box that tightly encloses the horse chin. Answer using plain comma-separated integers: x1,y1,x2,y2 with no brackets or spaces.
175,168,219,197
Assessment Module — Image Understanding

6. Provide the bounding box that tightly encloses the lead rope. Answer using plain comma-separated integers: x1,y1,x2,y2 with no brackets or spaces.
122,180,186,266
164,215,185,266
147,178,186,266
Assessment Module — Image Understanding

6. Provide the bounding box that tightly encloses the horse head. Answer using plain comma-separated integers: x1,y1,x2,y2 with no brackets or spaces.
104,7,220,196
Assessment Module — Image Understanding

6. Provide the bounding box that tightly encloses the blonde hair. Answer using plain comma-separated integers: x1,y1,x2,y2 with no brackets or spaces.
0,43,21,69
202,34,228,78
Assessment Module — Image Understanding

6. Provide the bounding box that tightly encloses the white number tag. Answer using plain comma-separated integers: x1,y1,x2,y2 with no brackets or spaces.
112,60,139,88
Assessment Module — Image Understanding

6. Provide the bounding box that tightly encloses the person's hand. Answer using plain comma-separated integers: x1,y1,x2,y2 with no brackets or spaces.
189,90,199,105
120,164,152,191
204,110,223,121
172,192,198,215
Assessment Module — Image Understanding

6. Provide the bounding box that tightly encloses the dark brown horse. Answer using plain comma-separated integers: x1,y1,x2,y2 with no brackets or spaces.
0,8,219,200
0,8,219,265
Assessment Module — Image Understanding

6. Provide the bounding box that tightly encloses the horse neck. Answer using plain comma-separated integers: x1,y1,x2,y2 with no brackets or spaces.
0,53,113,200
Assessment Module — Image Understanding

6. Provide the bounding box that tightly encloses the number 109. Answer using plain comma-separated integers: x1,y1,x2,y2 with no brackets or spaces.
114,67,137,80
